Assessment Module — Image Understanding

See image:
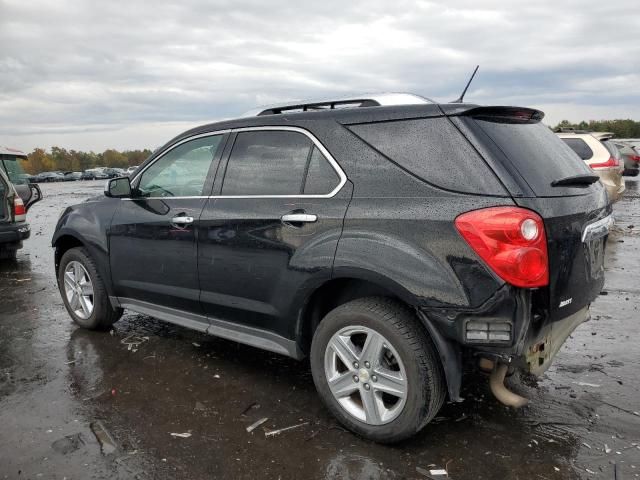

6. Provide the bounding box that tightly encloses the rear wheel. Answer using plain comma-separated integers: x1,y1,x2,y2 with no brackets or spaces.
310,297,445,443
58,247,122,330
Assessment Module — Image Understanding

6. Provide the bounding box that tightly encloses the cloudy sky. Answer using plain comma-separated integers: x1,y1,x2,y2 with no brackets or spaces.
1,0,639,152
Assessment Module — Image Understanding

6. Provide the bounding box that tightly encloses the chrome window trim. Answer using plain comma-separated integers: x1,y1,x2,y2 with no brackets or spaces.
125,125,347,201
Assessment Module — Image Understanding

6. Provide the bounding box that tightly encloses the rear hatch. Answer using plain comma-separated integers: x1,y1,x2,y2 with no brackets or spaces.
451,107,611,321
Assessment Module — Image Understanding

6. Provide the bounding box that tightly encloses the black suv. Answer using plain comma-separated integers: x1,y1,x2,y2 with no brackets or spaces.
52,94,611,442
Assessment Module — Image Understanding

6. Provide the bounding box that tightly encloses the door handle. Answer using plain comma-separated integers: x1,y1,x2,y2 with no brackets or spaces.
281,213,317,223
171,215,194,225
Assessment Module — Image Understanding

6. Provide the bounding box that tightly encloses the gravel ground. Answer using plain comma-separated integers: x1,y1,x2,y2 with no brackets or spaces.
1,179,638,479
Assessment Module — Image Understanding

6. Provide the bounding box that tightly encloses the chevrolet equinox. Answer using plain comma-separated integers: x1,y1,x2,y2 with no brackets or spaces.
52,94,612,442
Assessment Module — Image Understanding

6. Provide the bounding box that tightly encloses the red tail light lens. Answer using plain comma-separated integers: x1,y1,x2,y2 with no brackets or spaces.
455,207,548,288
629,154,640,163
13,197,26,216
589,157,618,169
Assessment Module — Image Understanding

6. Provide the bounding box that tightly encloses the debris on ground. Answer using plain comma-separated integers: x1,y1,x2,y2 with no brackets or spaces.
264,422,308,437
120,334,149,352
573,381,601,388
90,421,117,454
194,401,206,411
604,443,612,454
51,433,85,455
246,417,269,433
192,342,200,347
240,401,259,416
170,432,192,438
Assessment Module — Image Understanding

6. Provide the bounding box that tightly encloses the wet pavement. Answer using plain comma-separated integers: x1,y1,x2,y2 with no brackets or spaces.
1,180,639,480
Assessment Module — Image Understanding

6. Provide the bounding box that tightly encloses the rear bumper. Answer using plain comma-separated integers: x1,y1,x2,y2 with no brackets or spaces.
0,222,31,245
520,306,589,375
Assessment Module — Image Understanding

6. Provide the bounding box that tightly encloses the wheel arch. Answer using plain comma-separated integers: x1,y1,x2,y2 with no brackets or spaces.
297,274,463,402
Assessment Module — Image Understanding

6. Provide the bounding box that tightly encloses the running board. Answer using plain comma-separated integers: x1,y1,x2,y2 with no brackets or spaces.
112,297,304,359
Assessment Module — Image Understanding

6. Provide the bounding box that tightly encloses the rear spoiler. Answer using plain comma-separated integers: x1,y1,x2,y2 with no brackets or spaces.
458,106,544,124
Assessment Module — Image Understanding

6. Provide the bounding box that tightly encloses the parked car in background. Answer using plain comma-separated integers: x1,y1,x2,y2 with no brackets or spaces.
613,141,640,177
34,171,65,183
0,167,30,259
64,172,83,181
81,169,109,180
126,165,140,175
104,168,125,178
0,146,42,209
557,132,625,203
53,93,612,442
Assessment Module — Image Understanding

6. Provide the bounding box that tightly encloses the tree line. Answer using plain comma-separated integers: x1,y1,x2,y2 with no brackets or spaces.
22,147,153,175
553,119,640,138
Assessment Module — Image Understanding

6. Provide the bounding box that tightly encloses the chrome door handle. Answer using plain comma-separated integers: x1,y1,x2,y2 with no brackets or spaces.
171,216,194,225
281,213,317,223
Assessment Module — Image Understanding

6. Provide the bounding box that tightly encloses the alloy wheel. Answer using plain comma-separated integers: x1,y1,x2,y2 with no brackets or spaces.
324,326,408,425
63,261,95,320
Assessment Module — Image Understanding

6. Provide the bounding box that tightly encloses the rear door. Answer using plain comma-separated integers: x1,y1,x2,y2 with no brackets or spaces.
198,127,350,339
454,111,611,321
109,133,226,325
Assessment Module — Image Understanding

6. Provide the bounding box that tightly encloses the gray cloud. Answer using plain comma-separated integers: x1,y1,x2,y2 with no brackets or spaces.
1,0,639,151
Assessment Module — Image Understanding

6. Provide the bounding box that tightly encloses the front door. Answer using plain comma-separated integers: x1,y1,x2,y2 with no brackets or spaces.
109,133,226,322
198,128,350,339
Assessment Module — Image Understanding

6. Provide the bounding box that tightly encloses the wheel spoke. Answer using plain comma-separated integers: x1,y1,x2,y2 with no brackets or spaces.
80,282,94,296
328,372,359,398
69,292,80,310
329,336,359,369
373,367,406,398
360,331,385,368
79,295,91,316
74,263,83,282
64,272,76,291
360,389,382,424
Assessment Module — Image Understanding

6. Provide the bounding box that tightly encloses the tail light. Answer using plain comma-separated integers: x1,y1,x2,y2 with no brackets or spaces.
12,197,26,217
629,154,640,163
589,157,618,169
455,207,548,288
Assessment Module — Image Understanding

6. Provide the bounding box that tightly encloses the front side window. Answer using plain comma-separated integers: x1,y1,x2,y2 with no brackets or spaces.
137,135,223,198
222,131,312,195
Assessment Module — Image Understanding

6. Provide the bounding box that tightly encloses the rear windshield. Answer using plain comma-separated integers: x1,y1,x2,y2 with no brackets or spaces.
469,119,595,197
561,138,593,160
346,117,506,195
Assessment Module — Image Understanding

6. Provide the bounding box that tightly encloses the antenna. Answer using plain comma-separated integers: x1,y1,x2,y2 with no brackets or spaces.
451,65,479,103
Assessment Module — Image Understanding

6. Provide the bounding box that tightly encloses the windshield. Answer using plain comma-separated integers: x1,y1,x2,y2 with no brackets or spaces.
0,156,28,185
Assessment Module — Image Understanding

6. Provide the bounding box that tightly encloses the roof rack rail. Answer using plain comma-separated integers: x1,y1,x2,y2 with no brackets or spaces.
244,93,434,117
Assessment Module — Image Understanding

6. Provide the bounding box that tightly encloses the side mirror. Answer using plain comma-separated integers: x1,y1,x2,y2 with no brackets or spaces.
104,177,132,198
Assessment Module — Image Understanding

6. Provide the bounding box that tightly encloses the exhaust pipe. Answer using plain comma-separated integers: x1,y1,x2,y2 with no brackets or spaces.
489,363,529,408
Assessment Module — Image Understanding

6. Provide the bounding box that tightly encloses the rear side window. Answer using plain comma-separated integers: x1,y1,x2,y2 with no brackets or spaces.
222,130,313,195
561,138,593,160
347,118,505,195
470,119,595,197
304,147,340,194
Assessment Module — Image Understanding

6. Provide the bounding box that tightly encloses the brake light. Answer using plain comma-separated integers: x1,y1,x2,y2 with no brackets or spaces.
629,154,640,163
13,197,26,216
455,207,548,288
589,157,618,169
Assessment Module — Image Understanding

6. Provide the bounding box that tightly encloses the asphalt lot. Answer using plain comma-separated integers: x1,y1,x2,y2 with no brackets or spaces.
1,180,639,480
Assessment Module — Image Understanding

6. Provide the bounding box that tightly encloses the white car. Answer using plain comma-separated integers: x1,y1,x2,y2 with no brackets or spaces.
557,132,625,203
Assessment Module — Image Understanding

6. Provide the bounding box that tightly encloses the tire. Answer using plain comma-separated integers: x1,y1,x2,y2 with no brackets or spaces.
310,297,445,443
58,247,122,330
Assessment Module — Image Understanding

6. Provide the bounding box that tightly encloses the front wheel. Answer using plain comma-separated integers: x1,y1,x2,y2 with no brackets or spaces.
310,297,446,443
58,247,122,330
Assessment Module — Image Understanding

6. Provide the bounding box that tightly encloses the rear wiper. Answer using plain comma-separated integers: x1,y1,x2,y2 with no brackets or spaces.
551,174,600,187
